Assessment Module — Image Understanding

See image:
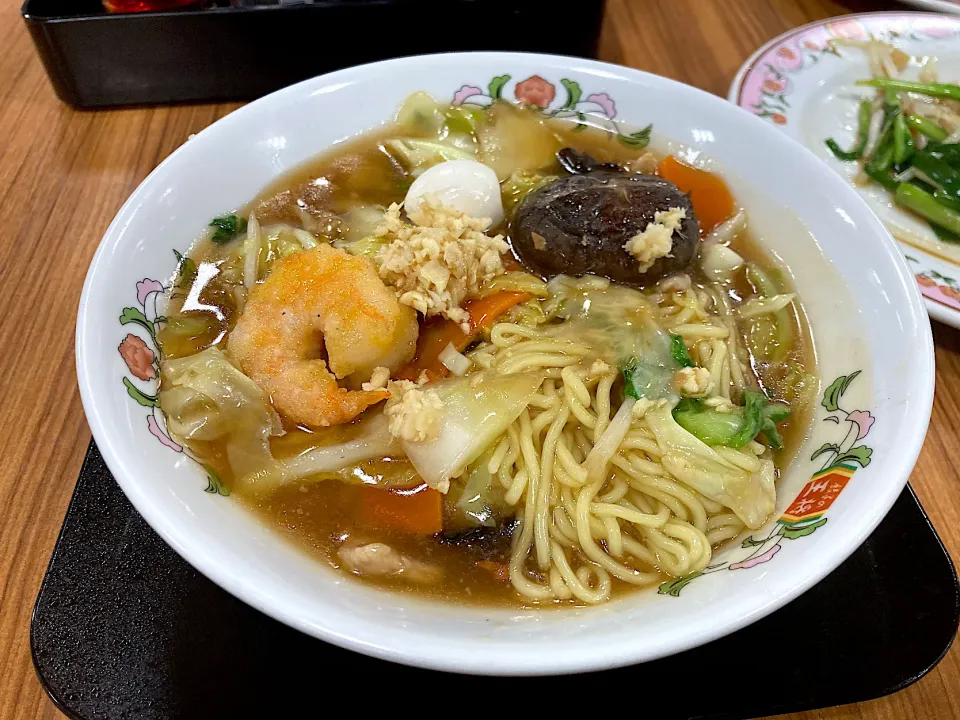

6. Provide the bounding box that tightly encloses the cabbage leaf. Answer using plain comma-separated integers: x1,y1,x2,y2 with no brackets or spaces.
403,371,543,493
159,347,281,481
645,404,776,529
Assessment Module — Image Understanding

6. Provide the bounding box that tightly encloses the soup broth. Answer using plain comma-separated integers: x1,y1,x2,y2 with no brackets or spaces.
157,98,816,606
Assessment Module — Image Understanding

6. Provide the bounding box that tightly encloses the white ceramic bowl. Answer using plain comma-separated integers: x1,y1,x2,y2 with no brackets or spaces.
76,52,934,675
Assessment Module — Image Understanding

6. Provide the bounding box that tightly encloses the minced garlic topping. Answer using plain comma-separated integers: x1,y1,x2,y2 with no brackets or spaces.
672,366,711,396
589,358,612,376
375,195,509,332
631,397,667,420
361,366,391,392
623,206,687,272
384,378,444,442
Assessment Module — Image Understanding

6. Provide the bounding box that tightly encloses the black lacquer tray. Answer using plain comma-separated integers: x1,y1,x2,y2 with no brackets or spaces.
31,443,959,719
21,0,606,108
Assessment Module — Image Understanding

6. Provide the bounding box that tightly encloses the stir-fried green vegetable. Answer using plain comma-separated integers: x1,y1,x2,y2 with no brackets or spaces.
929,143,960,166
673,389,791,450
912,152,960,198
209,214,247,245
856,78,960,102
896,184,960,236
893,113,915,165
825,99,872,161
906,114,949,142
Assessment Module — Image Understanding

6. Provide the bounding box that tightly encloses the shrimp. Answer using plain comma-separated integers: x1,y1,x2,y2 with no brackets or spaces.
229,244,418,427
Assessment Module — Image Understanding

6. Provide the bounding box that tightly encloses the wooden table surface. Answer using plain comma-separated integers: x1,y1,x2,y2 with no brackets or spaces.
1,0,957,717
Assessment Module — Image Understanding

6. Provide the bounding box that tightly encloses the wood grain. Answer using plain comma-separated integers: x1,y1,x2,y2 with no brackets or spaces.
0,0,955,717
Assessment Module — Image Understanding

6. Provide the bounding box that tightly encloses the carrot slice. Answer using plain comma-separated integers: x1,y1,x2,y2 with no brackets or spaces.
398,290,530,381
657,155,735,233
477,561,510,582
358,484,443,535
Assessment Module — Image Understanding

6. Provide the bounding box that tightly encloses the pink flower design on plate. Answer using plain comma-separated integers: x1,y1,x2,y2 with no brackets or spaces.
846,410,875,441
826,18,866,40
119,333,156,381
136,278,164,307
147,415,182,452
452,85,483,105
585,92,616,118
729,543,780,570
776,46,797,60
763,79,786,93
803,40,819,51
921,23,957,39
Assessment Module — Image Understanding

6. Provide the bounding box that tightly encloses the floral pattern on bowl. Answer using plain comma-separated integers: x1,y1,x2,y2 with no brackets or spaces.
659,371,872,596
452,74,652,147
117,266,229,495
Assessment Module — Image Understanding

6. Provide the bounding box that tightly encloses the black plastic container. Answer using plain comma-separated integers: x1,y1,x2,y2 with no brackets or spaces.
22,0,606,108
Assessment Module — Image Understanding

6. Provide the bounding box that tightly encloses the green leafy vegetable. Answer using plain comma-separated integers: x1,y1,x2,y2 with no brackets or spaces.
825,99,872,161
622,363,673,401
896,183,960,236
893,113,914,165
672,399,744,445
934,189,960,213
863,164,898,191
928,143,960,166
645,405,776,529
672,390,790,449
209,214,247,245
912,151,960,199
856,78,960,102
669,334,695,368
930,222,960,244
173,249,198,290
906,114,949,142
443,105,484,135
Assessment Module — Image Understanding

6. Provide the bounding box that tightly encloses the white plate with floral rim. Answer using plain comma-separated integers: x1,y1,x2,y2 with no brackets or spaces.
728,12,960,328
